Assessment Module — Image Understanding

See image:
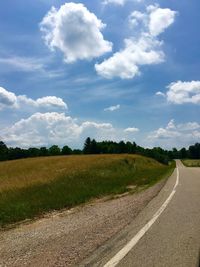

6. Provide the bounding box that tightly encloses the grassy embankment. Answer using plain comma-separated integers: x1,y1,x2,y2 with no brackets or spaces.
182,159,200,167
0,154,175,226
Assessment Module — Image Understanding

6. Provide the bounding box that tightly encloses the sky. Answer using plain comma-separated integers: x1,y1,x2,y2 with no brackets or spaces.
0,0,200,149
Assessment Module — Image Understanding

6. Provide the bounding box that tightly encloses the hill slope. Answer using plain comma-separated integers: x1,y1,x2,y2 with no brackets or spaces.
0,154,175,226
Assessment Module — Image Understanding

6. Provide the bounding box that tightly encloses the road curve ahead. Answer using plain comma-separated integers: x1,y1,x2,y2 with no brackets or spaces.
82,160,200,267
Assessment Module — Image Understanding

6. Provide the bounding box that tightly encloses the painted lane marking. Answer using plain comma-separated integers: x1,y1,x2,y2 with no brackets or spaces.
104,167,179,267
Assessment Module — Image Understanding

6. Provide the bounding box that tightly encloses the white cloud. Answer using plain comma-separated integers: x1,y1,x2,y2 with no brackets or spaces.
18,95,67,109
147,119,200,148
2,113,80,148
166,81,200,104
129,11,146,28
155,91,165,97
1,112,139,148
166,119,176,130
177,122,200,131
151,127,180,139
104,104,120,111
103,0,142,6
96,4,176,79
128,5,176,34
148,5,177,36
124,127,139,133
103,0,126,5
0,87,67,111
95,34,164,79
0,87,17,110
40,3,112,63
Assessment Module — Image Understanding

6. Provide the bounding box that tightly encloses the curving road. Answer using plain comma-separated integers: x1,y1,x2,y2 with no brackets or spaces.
82,160,200,267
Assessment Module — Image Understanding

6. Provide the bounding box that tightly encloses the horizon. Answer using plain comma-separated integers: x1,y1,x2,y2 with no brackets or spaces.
0,0,199,149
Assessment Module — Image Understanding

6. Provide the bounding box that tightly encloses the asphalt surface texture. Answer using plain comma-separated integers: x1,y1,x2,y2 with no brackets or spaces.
82,160,200,267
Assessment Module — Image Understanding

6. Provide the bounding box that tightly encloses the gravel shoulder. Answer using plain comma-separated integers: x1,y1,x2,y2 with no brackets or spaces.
0,179,167,267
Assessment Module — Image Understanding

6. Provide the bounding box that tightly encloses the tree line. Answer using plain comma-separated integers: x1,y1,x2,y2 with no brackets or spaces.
0,141,81,161
83,138,200,164
0,138,200,164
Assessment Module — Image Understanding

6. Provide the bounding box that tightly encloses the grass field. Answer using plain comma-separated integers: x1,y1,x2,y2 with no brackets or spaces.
0,154,175,226
182,159,200,167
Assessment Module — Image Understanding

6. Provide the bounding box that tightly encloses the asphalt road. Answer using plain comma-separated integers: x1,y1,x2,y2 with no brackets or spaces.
82,160,200,267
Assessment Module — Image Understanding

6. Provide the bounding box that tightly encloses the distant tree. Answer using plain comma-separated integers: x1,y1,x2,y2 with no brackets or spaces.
0,141,8,161
7,147,16,160
118,141,126,153
90,139,99,154
167,150,174,160
73,149,82,155
172,148,179,159
132,142,137,153
179,147,188,159
62,145,72,155
83,137,92,154
126,142,133,153
28,147,40,158
49,145,61,156
107,143,117,154
8,147,26,160
189,143,200,159
40,147,49,157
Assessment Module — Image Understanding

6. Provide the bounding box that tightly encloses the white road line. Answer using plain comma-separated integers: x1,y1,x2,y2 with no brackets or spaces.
104,167,179,267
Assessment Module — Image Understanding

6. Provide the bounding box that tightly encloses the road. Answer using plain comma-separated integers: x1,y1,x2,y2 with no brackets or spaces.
82,160,200,267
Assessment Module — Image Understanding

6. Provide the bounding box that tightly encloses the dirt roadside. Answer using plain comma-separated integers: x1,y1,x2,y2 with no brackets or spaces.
0,180,167,267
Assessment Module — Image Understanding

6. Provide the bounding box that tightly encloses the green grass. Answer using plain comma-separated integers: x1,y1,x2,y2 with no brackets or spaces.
182,159,200,167
0,154,175,227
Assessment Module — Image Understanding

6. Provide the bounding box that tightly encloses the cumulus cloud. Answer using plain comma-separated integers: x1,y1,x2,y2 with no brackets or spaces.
0,87,67,111
96,4,176,79
0,87,17,110
40,3,112,63
2,113,81,148
104,104,120,111
148,5,177,36
18,95,67,109
129,11,146,28
177,122,200,131
129,5,176,34
1,112,139,148
95,34,164,79
166,81,200,104
147,119,200,148
124,127,139,133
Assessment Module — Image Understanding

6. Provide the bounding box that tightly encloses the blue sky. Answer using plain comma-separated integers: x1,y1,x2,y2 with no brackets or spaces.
0,0,199,149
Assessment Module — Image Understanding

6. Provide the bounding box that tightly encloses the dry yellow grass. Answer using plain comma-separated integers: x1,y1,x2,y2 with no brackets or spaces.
0,155,100,192
182,159,200,167
0,154,174,226
0,154,148,192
